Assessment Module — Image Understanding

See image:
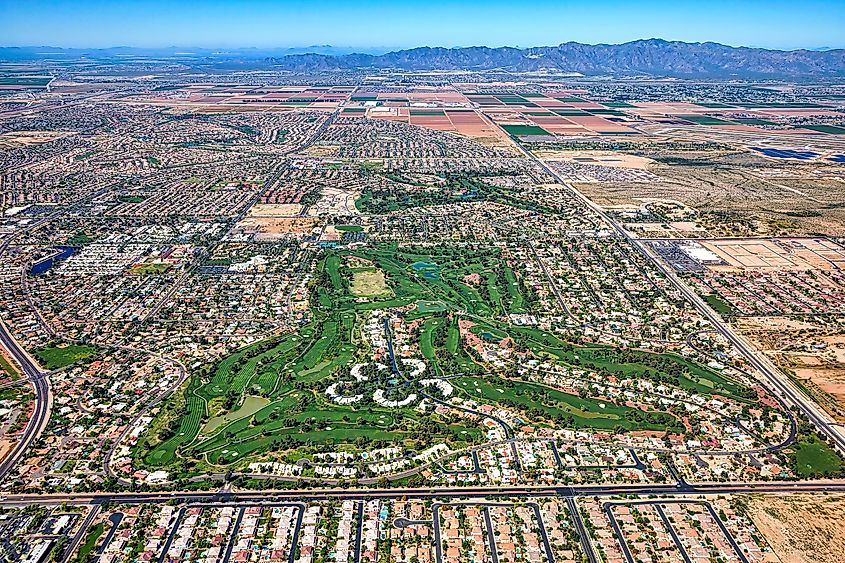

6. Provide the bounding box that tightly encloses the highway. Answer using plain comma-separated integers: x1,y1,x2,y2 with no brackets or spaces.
3,480,845,507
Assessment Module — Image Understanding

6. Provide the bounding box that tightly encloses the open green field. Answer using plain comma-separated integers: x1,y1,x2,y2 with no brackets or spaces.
679,114,734,125
501,124,550,136
34,344,98,370
335,224,364,232
129,262,171,275
793,438,843,477
73,522,104,563
350,268,392,298
0,353,18,380
704,293,734,316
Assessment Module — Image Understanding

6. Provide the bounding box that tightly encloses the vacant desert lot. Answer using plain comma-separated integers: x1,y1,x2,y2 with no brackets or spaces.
577,149,845,236
746,493,845,563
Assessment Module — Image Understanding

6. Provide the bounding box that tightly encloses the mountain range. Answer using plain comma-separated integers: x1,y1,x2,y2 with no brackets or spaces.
265,39,845,78
3,40,844,78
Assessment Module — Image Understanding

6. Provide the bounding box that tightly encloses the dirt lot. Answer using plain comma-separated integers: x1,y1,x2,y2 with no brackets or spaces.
0,130,73,149
702,238,845,272
534,150,655,168
234,216,320,240
746,493,845,563
577,149,845,236
738,317,845,421
246,203,304,217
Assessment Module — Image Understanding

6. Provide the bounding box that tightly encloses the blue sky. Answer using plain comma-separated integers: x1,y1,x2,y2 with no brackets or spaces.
1,0,843,50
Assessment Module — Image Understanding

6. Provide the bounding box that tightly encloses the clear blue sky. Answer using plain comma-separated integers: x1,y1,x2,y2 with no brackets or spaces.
1,0,843,50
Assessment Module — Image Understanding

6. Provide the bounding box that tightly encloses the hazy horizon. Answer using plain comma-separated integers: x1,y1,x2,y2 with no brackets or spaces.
2,39,843,54
2,0,843,51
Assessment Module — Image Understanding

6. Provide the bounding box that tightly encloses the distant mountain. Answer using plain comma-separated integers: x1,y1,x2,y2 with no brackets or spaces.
263,39,845,78
0,45,391,61
2,40,844,78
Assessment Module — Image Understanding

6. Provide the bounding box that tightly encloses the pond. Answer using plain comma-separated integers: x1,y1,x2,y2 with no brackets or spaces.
411,261,440,280
30,246,75,275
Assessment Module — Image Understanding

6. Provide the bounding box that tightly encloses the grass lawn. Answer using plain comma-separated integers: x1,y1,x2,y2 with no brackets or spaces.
67,231,93,245
793,438,843,476
74,522,104,563
0,353,18,379
704,293,734,316
118,194,146,203
335,224,363,232
201,395,271,435
129,262,171,275
350,268,392,298
415,300,447,314
34,344,98,370
325,255,344,291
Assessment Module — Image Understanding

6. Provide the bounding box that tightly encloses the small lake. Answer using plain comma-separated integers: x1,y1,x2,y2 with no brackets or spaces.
412,261,440,280
30,246,75,275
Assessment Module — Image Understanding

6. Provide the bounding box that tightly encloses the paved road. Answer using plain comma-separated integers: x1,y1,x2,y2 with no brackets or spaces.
156,506,186,563
3,480,845,507
528,502,557,563
95,512,124,556
566,496,598,563
0,320,50,482
655,504,693,563
431,504,443,563
221,507,246,563
353,501,364,563
59,503,100,563
483,506,500,563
